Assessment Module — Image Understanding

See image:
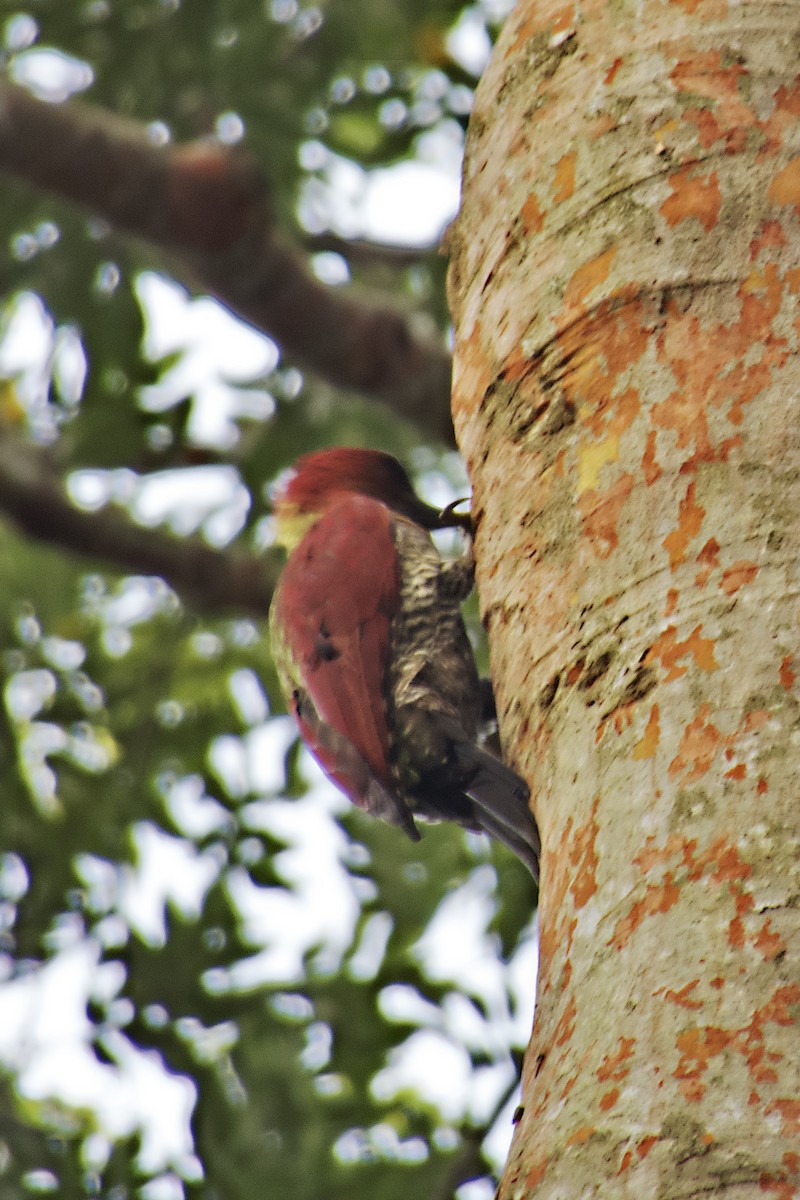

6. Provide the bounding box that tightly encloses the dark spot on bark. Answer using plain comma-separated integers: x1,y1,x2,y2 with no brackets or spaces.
543,396,576,435
622,663,657,704
512,1105,525,1125
534,1053,546,1077
579,650,614,691
513,398,552,438
539,673,560,709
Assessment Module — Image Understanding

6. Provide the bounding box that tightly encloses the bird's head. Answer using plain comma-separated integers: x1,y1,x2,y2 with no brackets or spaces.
273,448,471,549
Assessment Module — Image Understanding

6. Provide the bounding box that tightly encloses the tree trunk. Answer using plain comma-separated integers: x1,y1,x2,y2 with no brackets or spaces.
447,1,799,1195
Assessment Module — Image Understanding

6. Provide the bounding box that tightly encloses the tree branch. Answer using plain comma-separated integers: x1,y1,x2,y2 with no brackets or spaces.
0,79,455,444
0,433,279,616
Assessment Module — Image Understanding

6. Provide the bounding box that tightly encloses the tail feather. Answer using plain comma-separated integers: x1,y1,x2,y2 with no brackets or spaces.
457,744,540,882
413,717,540,881
472,807,540,882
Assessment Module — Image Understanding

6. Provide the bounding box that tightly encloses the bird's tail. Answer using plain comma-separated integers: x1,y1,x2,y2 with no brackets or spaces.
456,742,540,882
416,716,540,882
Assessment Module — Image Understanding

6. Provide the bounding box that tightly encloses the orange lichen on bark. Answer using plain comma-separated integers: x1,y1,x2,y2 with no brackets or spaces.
742,709,771,735
569,796,600,908
695,537,721,587
671,0,724,14
754,919,786,962
610,875,681,951
604,57,623,85
554,988,578,1046
669,984,800,1110
599,1088,620,1111
521,192,544,233
728,888,754,949
669,707,724,781
632,704,660,759
685,105,747,154
660,165,722,231
499,349,534,383
633,832,685,874
564,247,617,307
505,5,542,55
451,322,491,421
537,818,576,982
779,654,795,690
637,1135,659,1159
719,560,759,595
589,111,618,139
674,1025,735,1101
597,1037,636,1082
766,1100,800,1138
635,833,751,887
577,473,634,557
701,839,753,886
594,700,636,744
671,50,751,142
768,156,800,214
759,1174,798,1200
646,626,719,682
524,1154,549,1190
565,660,585,686
642,429,662,484
553,152,576,202
663,481,705,569
664,980,703,1010
583,386,640,442
566,1125,596,1147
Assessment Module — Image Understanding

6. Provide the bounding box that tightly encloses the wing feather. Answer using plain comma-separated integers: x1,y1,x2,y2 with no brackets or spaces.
272,494,399,787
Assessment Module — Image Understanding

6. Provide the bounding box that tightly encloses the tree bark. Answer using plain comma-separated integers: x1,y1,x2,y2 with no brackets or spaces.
448,1,799,1196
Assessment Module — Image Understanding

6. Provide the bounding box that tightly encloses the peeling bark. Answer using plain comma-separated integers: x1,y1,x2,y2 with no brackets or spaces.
448,1,800,1195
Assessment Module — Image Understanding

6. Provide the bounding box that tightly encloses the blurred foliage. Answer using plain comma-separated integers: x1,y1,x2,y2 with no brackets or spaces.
0,1,536,1198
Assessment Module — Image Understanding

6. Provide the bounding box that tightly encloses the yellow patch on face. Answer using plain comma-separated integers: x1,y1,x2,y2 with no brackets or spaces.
273,505,319,551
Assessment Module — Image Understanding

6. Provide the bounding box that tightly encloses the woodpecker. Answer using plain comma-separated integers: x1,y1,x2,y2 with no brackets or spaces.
269,448,539,880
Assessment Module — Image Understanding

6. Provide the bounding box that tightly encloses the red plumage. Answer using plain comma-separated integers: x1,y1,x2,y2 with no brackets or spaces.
272,494,397,787
270,448,540,878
